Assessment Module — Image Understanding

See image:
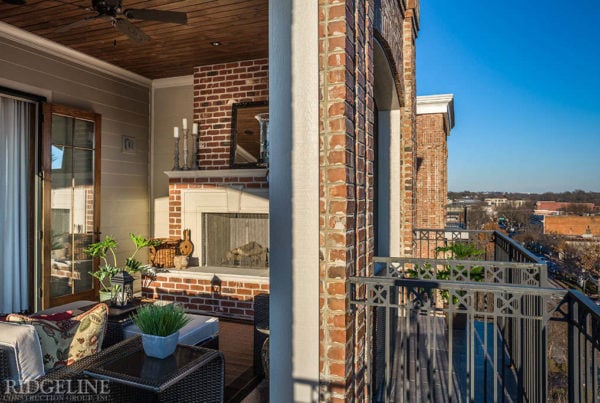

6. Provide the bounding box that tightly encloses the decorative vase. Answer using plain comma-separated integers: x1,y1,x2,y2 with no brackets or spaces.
141,331,179,359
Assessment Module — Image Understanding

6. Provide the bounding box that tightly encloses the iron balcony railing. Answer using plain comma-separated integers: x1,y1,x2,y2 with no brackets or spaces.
351,229,600,402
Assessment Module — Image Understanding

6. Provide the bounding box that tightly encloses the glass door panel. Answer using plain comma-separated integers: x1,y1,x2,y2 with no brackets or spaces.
43,104,100,307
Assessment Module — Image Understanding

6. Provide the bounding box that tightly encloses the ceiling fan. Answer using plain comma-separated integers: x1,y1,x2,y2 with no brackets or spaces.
55,0,188,43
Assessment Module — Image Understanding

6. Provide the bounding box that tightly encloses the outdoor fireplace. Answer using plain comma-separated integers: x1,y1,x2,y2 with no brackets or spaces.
150,170,270,320
203,212,269,268
165,178,270,272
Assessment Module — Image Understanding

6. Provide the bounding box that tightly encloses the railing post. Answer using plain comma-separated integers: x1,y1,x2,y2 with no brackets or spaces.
568,297,578,402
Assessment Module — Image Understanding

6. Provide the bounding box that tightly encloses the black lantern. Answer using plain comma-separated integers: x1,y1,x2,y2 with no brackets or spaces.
110,269,134,307
210,275,222,294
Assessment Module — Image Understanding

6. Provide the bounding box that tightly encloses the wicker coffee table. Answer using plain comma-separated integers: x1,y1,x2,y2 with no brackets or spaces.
83,335,224,402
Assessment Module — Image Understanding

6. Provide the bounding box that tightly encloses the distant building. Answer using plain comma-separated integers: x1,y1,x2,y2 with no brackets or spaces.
544,215,600,237
484,198,508,206
446,203,466,228
535,201,595,216
415,94,455,229
484,198,528,208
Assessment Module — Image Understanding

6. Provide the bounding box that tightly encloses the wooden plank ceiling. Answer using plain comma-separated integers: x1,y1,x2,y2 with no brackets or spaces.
0,0,268,79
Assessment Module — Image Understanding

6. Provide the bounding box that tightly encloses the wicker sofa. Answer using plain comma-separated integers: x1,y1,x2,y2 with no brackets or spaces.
0,334,224,402
1,302,224,402
0,302,109,401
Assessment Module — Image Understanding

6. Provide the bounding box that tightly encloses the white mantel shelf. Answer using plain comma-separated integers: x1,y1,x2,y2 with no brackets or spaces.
164,169,268,179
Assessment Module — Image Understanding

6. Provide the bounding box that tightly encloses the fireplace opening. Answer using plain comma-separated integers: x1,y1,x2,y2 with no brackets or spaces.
202,213,269,268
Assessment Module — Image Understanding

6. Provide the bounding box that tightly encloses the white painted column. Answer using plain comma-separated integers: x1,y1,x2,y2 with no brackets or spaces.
269,0,319,401
376,110,401,258
389,109,402,257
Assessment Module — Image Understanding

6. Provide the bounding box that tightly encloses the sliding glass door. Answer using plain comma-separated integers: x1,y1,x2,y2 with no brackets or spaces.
42,104,101,308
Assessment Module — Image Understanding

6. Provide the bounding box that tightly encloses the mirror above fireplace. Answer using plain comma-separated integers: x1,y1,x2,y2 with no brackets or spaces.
230,101,268,168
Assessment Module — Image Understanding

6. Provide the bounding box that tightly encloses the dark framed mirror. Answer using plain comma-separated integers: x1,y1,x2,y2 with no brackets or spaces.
230,101,268,168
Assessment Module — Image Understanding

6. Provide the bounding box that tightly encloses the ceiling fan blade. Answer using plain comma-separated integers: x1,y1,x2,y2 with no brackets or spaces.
2,0,26,5
55,16,96,33
113,18,150,43
124,9,187,25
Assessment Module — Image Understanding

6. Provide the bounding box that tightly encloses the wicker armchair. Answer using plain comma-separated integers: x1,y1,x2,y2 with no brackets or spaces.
0,342,94,401
253,293,269,378
1,335,224,402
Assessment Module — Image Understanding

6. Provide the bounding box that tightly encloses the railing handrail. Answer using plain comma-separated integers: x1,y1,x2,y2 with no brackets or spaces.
492,230,542,263
372,256,547,287
374,256,545,269
351,275,566,294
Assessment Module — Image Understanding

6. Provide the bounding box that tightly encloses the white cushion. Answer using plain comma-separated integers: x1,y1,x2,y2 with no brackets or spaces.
123,314,219,346
0,322,45,384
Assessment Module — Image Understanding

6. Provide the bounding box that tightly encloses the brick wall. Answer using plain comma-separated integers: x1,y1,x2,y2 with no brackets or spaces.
378,0,406,102
193,59,269,169
545,216,600,236
318,1,374,400
416,113,448,229
142,272,269,321
400,3,419,256
318,1,417,401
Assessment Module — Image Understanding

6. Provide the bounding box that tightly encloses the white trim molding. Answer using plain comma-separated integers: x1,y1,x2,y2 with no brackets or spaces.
152,75,194,89
164,169,267,179
0,21,151,87
417,93,455,132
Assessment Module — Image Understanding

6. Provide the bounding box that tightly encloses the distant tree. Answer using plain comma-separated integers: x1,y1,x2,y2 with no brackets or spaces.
539,234,563,255
558,203,593,215
496,202,535,230
560,244,581,275
465,204,492,230
565,243,600,278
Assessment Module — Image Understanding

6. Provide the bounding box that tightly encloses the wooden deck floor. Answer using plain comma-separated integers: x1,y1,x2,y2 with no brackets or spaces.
219,319,263,402
390,315,519,402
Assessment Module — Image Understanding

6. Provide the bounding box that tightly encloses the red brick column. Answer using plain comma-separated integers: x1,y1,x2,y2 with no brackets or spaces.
319,1,418,400
319,0,374,400
416,113,449,229
400,2,419,256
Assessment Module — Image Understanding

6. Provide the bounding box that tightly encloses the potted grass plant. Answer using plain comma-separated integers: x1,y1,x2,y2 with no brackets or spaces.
132,303,191,359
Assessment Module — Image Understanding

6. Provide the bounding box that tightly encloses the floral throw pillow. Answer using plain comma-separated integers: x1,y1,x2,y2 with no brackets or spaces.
7,303,108,372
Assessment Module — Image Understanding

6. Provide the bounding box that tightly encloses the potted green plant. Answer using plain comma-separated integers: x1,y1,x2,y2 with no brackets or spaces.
132,303,191,359
434,243,485,328
85,234,160,301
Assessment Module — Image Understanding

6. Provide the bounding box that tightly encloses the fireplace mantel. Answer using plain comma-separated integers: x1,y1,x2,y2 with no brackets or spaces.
164,168,267,179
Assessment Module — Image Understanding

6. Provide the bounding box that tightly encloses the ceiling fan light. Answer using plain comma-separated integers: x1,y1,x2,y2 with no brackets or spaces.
210,41,222,47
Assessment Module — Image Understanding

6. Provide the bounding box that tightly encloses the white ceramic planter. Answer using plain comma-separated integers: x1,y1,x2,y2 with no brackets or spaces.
141,331,179,359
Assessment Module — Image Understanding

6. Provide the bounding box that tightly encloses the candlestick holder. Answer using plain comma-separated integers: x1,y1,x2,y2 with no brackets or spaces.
254,113,270,167
182,128,190,170
191,131,199,170
172,136,181,170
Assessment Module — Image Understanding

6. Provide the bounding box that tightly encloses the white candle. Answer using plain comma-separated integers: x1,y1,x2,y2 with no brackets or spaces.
173,126,179,138
192,123,198,134
182,118,188,130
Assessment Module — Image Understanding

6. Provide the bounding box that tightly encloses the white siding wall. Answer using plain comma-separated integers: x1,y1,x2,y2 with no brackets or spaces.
151,83,193,237
0,35,151,298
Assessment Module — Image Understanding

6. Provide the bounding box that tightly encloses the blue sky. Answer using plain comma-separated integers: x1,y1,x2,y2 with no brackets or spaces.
417,1,600,193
